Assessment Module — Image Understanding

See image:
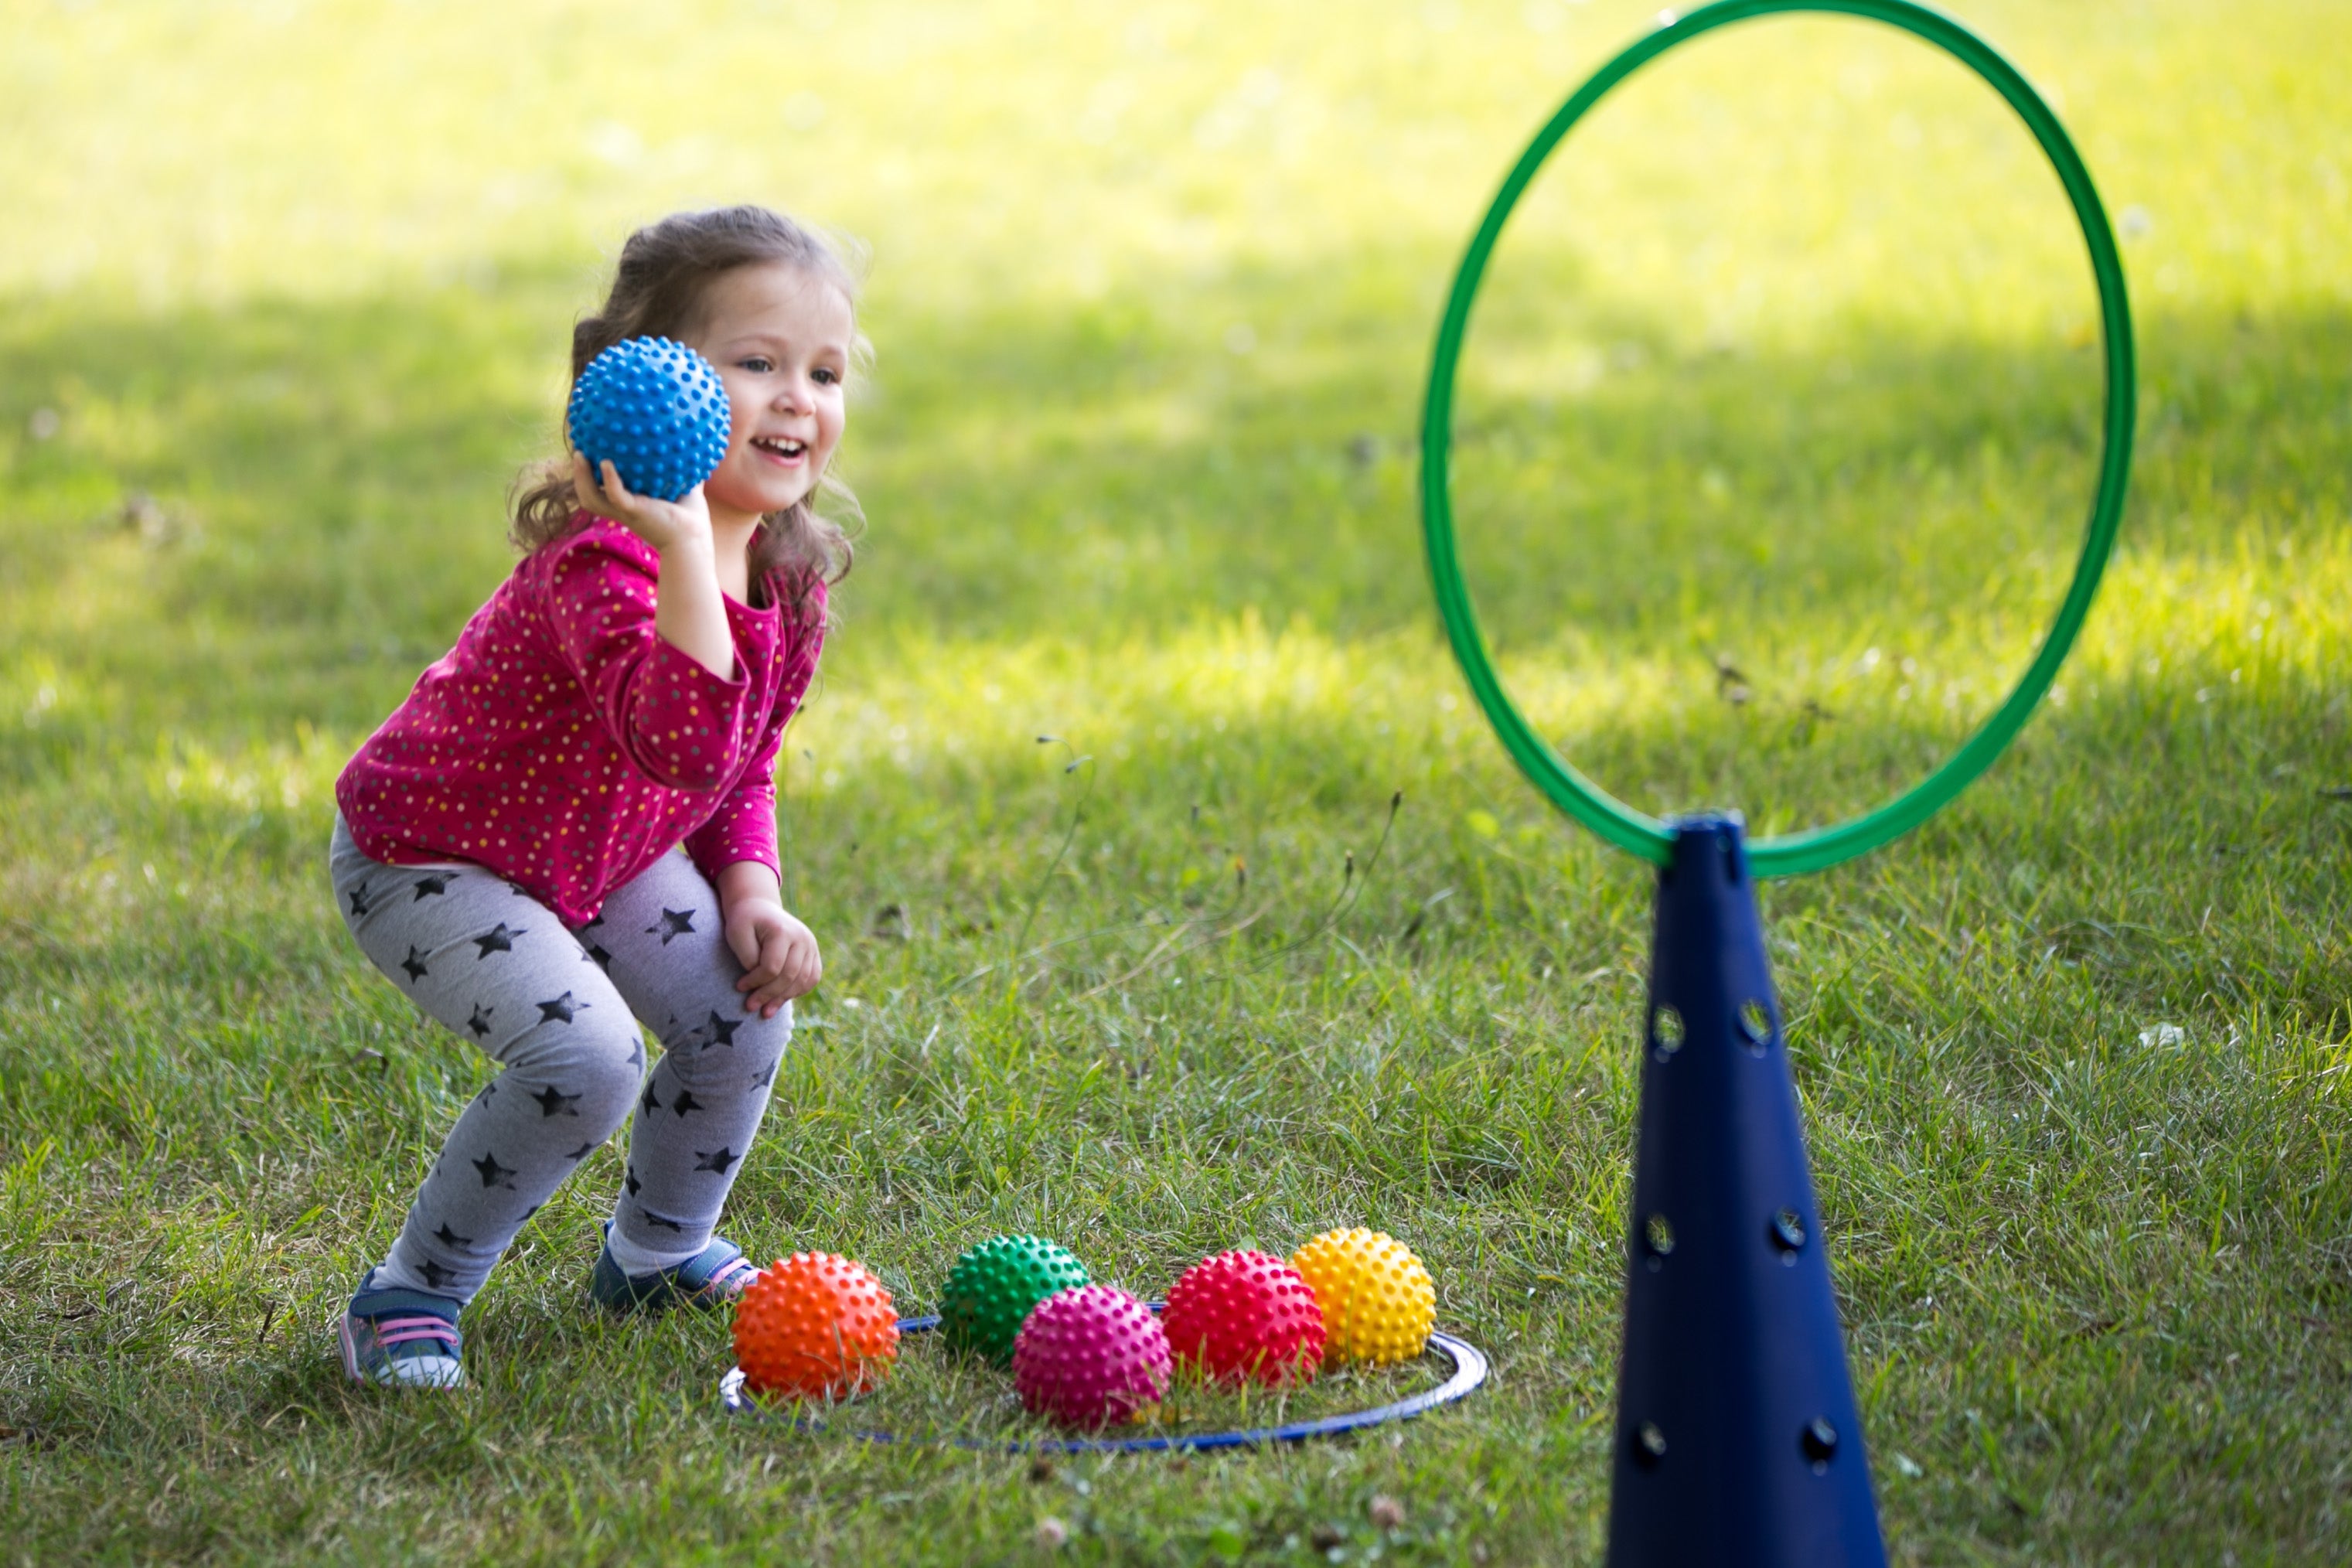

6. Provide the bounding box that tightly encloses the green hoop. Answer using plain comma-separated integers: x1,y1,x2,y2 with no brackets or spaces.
1419,0,2136,878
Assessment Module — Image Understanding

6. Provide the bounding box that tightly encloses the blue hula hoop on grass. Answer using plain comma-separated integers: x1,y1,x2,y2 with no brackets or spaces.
720,1311,1491,1454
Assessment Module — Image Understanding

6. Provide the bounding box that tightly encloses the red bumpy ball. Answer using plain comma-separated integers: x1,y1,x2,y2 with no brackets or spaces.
1012,1285,1172,1429
731,1252,900,1403
1161,1249,1327,1386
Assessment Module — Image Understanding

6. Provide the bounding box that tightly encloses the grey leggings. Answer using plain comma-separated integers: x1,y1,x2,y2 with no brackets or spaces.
331,815,791,1304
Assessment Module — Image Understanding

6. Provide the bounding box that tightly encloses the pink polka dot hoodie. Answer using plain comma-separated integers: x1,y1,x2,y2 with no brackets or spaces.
336,513,824,925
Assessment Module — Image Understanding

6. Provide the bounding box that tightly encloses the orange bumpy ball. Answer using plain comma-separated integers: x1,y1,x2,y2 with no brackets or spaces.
1290,1227,1436,1367
731,1252,900,1402
1161,1249,1325,1386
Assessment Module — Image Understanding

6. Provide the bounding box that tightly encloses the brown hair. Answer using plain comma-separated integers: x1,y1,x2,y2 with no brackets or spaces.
510,205,864,615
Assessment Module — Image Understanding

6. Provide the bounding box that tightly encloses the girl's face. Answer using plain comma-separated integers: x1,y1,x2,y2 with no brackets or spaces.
688,261,853,527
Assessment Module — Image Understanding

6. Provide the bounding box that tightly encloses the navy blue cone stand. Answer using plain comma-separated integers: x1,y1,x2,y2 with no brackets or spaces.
1606,816,1886,1567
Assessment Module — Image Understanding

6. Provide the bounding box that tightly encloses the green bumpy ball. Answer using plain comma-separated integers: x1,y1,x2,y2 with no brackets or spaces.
939,1235,1090,1365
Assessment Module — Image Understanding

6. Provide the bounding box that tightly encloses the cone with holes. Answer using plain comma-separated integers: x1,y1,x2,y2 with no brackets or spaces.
1608,816,1884,1567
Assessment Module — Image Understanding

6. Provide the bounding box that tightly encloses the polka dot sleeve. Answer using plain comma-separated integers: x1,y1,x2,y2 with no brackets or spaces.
336,515,820,926
543,530,754,793
682,579,827,886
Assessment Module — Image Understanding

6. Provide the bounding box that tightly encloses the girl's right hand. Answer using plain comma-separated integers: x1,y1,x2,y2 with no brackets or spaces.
571,454,712,557
574,453,738,677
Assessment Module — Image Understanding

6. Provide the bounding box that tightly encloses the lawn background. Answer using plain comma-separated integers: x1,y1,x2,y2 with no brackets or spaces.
2,0,2349,1562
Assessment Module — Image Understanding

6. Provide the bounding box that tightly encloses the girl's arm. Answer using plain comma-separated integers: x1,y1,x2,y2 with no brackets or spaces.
545,530,752,793
715,860,822,1018
573,455,735,678
679,587,823,872
682,585,829,1014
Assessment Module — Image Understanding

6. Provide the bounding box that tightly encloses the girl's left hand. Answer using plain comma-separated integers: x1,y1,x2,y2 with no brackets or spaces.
726,898,823,1016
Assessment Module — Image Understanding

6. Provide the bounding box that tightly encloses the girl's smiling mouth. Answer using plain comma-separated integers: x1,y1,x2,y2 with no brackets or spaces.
751,435,808,465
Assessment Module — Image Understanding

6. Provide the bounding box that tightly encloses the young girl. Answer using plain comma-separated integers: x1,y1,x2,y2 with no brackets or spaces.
329,206,859,1388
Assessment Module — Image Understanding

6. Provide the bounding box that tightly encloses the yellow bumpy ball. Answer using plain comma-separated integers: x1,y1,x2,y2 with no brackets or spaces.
1290,1227,1436,1367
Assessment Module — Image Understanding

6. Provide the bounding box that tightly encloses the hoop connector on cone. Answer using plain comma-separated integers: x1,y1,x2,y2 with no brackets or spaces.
1607,815,1886,1566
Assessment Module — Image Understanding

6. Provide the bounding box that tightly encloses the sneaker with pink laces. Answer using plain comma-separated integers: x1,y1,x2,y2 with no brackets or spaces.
337,1280,465,1389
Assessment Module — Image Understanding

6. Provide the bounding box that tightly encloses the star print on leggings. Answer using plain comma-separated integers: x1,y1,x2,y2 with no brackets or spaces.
625,1166,643,1197
434,1222,472,1249
348,882,374,918
694,1147,740,1175
531,1083,581,1117
400,946,431,982
626,1037,645,1071
583,944,613,972
472,922,523,957
648,908,697,944
537,992,585,1024
468,1004,495,1038
671,1089,703,1116
640,1208,685,1232
418,1258,458,1291
640,1082,660,1118
472,1150,518,1189
697,1011,740,1050
752,1060,777,1089
412,873,455,900
565,1141,595,1161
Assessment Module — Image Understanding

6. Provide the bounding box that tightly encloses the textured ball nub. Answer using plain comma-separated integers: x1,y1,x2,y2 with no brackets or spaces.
1012,1285,1171,1430
1161,1249,1325,1387
565,335,733,502
1290,1228,1436,1368
731,1252,899,1402
939,1234,1090,1367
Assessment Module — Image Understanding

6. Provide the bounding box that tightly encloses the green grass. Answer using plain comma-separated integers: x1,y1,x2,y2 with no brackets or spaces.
3,0,2350,1562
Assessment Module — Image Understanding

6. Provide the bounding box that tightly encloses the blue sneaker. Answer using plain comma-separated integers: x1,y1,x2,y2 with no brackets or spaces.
338,1280,464,1389
589,1225,759,1313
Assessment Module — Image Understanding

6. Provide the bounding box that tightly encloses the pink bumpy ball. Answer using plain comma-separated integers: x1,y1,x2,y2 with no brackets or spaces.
1161,1249,1326,1387
1012,1285,1171,1429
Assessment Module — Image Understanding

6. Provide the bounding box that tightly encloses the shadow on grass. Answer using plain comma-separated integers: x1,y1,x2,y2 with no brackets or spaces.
0,251,2345,755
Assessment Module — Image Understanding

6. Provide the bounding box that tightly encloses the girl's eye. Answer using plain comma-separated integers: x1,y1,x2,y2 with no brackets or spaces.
740,356,774,373
813,367,840,386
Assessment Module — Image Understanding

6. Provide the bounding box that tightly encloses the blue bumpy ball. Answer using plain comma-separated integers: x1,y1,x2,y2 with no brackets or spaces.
565,336,733,503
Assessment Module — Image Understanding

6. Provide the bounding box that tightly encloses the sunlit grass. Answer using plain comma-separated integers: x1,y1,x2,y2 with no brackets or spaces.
4,0,2351,1563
